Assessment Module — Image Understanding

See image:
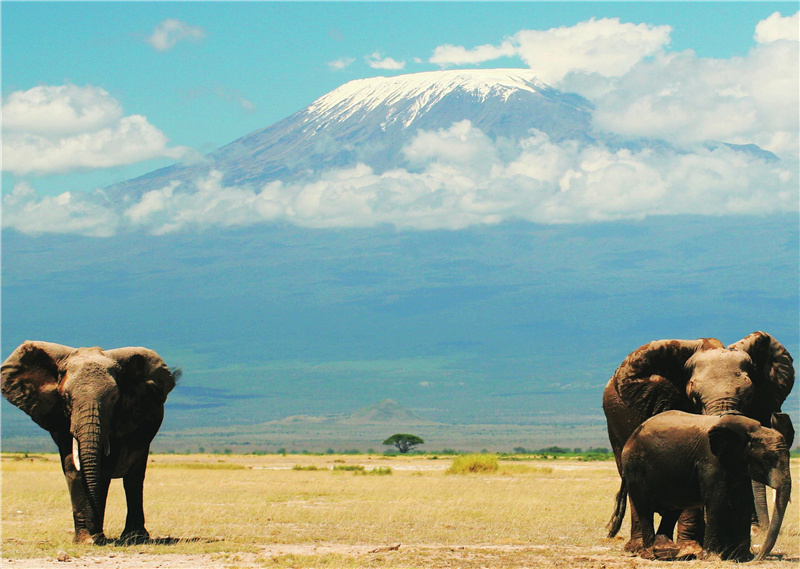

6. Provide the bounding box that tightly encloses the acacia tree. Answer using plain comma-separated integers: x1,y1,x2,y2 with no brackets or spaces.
382,433,424,454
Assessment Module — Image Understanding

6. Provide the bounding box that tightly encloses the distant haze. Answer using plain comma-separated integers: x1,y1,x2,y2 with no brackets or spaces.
2,60,798,451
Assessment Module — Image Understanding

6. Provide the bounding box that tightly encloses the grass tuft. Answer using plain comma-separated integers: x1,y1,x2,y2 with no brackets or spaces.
356,466,393,476
149,461,246,470
332,464,366,472
445,453,499,474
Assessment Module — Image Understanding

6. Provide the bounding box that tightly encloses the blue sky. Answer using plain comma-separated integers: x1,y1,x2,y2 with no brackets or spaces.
2,2,798,438
2,2,798,202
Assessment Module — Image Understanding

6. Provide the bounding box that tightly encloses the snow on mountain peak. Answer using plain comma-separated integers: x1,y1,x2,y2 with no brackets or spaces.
307,68,550,129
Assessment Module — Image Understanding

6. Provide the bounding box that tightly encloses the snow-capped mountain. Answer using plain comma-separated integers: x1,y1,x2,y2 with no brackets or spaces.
109,69,594,198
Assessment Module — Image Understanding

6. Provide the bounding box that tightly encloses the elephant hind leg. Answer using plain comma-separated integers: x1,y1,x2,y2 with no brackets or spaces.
652,510,681,559
676,508,704,559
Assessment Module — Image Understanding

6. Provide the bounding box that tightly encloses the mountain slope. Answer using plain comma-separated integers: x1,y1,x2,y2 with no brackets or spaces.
109,69,593,199
338,399,438,425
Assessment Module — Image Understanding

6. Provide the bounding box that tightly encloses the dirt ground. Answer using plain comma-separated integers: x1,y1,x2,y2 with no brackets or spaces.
2,543,798,569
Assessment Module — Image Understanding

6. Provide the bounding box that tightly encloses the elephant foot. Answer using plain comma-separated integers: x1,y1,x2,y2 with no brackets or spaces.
676,539,703,560
118,528,150,545
639,547,656,560
697,549,722,562
73,529,106,545
624,537,644,553
652,535,680,560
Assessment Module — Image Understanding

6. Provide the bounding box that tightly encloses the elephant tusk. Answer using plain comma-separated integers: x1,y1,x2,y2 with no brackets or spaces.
72,438,81,472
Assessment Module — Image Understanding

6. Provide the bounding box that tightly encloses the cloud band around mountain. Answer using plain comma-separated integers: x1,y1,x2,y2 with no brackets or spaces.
4,121,796,236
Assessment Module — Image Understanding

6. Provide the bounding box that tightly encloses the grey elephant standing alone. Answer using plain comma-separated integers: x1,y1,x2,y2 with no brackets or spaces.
1,341,177,544
609,410,792,561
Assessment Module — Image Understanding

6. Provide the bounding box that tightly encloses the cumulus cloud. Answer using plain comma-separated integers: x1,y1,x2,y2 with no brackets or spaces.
6,121,796,236
145,19,206,51
430,18,671,84
430,42,516,67
328,57,355,71
755,11,799,43
2,183,119,237
578,25,799,157
366,52,406,70
2,85,192,175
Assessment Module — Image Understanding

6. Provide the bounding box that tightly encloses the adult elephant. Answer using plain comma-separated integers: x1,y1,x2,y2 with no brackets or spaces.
603,331,794,555
1,341,177,544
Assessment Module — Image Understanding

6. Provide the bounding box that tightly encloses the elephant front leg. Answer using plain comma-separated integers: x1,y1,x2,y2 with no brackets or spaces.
119,451,150,544
675,508,704,558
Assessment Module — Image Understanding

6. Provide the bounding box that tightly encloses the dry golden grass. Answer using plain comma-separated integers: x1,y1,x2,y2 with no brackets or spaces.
1,453,798,568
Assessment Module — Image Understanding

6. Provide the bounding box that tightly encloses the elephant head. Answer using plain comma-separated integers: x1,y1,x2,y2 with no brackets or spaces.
1,341,175,540
708,413,793,560
611,332,794,423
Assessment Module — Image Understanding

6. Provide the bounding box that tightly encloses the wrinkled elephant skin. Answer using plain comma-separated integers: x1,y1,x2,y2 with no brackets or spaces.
1,341,177,544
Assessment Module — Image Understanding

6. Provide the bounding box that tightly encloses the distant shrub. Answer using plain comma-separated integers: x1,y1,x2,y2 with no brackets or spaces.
537,446,570,454
445,453,499,475
333,464,366,473
292,465,325,471
355,466,393,476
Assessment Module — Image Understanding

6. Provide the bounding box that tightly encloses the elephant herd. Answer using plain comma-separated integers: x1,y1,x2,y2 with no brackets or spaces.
1,331,795,562
602,331,794,561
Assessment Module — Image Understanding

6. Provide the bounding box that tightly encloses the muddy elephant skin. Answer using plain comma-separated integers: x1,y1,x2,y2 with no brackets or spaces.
603,331,794,552
610,411,792,561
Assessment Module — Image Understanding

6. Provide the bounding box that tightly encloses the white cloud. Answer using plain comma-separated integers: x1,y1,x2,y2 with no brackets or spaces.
2,85,193,175
429,18,671,84
755,11,799,43
328,57,355,71
583,39,799,157
2,183,118,237
430,42,516,67
8,121,795,236
366,52,406,70
2,84,122,136
145,19,206,52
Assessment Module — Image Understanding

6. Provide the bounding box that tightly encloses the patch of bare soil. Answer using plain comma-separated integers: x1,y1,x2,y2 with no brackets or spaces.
2,544,798,569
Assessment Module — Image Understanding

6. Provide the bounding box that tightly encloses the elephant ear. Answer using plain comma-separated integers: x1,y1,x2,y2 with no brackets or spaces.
105,347,176,404
728,332,794,425
771,412,795,449
612,338,724,417
0,341,74,431
105,347,176,436
708,420,749,470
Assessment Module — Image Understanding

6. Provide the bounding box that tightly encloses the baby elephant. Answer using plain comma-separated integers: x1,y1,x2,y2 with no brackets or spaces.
609,410,792,562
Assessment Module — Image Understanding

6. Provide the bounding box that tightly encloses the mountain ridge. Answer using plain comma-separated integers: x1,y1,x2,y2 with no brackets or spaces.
109,69,594,200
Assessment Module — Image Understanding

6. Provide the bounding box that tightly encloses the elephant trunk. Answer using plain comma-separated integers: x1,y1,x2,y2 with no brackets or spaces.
72,403,108,540
754,465,791,561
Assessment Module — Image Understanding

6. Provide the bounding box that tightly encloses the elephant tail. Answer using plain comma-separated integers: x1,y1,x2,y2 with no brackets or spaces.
607,477,627,538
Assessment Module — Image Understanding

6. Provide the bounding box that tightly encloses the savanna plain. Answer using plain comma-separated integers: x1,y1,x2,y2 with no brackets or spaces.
1,453,798,569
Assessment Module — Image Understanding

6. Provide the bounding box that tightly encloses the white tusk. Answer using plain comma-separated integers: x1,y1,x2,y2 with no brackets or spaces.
72,438,81,471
